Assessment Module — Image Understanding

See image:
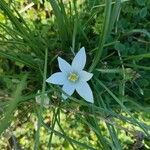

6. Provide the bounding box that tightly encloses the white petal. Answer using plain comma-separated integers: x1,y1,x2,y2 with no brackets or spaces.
62,83,75,99
58,57,72,73
76,82,94,103
72,47,86,70
79,70,93,81
46,72,66,85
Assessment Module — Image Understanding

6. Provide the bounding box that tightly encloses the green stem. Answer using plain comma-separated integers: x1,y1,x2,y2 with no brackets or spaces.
34,49,48,150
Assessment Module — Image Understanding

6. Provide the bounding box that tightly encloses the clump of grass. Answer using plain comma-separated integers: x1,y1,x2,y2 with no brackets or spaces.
0,0,150,149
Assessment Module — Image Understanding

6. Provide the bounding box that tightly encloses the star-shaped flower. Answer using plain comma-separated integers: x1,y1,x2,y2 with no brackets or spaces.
46,47,94,103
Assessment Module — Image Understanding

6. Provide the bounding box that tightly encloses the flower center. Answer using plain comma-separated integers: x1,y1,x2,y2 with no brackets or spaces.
68,72,79,82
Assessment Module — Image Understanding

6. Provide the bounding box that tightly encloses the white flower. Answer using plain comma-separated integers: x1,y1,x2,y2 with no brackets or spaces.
46,47,94,103
36,90,50,108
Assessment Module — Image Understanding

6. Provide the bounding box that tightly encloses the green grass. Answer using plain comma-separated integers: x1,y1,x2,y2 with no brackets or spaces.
0,0,150,149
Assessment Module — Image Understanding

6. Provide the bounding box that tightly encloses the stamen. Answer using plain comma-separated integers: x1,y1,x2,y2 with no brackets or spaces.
68,72,79,82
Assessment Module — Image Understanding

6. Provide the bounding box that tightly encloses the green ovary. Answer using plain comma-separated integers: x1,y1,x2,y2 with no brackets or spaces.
68,72,79,82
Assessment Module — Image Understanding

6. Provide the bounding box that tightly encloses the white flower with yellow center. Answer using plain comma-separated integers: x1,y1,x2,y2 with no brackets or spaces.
46,47,94,103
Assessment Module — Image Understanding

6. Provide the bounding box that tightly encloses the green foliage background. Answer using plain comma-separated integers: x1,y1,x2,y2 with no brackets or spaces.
0,0,150,149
